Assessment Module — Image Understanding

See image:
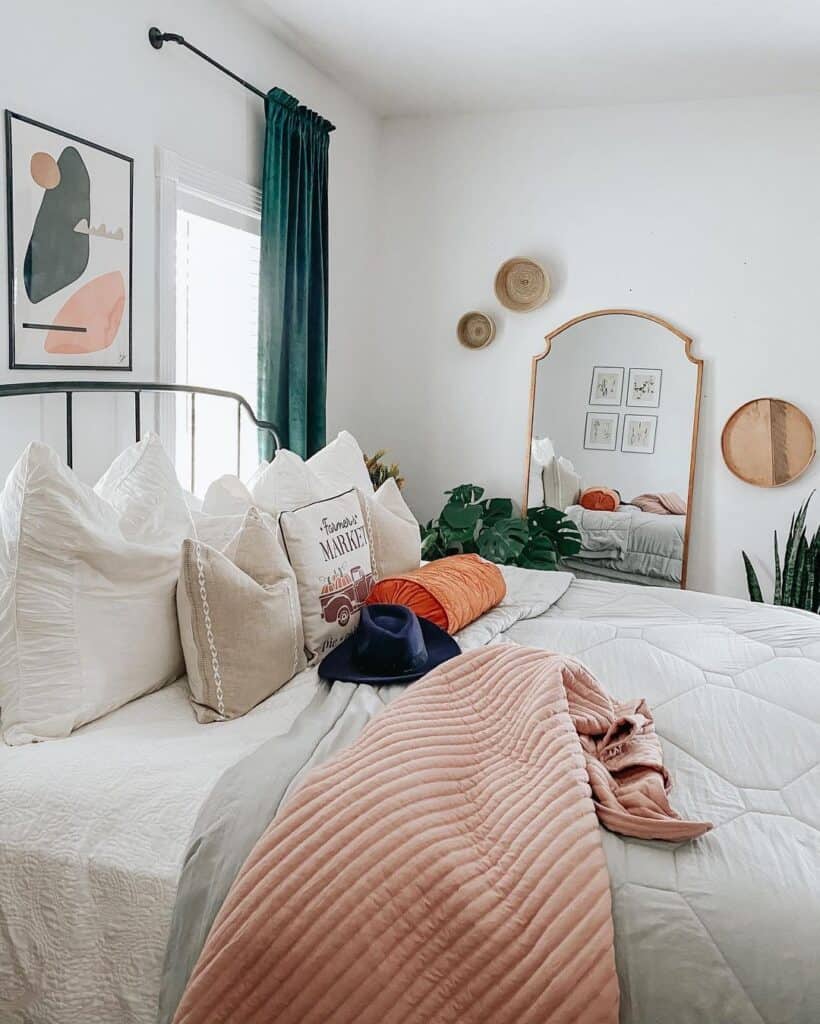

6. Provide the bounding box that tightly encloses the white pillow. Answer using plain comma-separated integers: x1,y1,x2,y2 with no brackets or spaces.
361,479,421,580
0,434,193,745
249,430,372,514
192,474,260,549
279,488,374,664
202,474,254,515
529,437,581,510
544,456,581,510
307,430,373,495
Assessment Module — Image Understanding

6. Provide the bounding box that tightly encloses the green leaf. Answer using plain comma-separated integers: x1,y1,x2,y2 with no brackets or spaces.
476,518,529,563
482,497,514,523
437,526,471,554
444,484,484,506
795,535,810,608
420,522,446,560
440,501,482,531
517,534,559,570
442,501,479,528
809,527,820,613
526,505,565,527
773,531,782,605
527,505,582,557
783,494,813,605
742,552,764,602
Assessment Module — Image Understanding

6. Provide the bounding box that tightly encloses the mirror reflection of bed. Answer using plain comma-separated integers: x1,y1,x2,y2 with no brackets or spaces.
524,310,702,588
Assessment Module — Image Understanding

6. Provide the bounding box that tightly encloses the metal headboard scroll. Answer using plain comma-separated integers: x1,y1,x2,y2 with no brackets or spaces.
0,381,280,485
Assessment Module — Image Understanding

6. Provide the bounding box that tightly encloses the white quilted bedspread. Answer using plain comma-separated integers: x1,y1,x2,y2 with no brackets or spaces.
0,673,320,1024
1,574,818,1023
507,580,820,1024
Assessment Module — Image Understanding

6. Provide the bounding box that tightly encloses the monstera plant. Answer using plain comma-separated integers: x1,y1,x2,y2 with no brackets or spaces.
742,492,820,611
420,484,581,569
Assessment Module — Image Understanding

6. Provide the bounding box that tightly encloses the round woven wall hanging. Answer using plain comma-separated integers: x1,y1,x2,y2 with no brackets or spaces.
721,397,815,487
494,257,550,312
457,311,496,349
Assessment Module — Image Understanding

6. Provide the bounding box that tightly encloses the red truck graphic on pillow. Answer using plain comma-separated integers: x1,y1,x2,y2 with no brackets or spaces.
319,565,374,627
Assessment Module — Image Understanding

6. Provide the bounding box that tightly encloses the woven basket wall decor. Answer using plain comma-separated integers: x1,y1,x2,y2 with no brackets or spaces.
494,257,550,312
456,311,496,349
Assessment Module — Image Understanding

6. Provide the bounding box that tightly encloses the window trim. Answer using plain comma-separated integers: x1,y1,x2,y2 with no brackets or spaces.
155,147,262,448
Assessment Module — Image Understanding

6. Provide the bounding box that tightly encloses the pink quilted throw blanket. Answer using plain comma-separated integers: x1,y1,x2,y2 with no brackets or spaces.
174,646,710,1024
631,491,688,515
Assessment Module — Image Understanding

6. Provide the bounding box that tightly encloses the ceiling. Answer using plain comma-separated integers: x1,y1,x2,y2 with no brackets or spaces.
244,0,820,116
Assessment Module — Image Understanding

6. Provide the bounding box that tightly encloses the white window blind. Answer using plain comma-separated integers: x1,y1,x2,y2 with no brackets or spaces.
156,150,263,494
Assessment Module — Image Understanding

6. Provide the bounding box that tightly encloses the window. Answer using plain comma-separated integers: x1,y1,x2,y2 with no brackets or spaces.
157,150,262,493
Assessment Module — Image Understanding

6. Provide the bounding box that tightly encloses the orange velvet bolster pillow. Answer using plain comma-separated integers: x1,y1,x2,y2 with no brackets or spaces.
579,487,621,512
366,554,506,635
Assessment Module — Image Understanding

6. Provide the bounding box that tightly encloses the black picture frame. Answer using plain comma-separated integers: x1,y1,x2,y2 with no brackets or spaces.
621,413,658,454
588,365,625,407
583,411,619,451
626,367,662,408
5,110,134,371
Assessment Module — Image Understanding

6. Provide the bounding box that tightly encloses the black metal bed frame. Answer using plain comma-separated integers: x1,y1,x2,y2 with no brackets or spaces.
0,381,280,480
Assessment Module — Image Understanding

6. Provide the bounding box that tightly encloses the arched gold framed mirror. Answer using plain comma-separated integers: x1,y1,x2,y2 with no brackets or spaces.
523,309,703,589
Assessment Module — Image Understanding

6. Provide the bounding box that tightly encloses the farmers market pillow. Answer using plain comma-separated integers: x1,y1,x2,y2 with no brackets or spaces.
279,489,374,665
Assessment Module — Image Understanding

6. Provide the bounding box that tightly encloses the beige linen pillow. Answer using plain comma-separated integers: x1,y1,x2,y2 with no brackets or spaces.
177,508,305,723
360,479,421,580
279,488,374,665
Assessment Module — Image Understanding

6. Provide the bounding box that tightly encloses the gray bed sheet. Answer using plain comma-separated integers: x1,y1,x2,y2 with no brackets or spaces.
565,504,684,584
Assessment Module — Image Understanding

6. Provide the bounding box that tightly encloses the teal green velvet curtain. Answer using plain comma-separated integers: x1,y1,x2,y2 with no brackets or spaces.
258,88,333,458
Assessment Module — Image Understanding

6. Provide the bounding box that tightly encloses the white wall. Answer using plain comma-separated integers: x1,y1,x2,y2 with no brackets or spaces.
370,94,820,598
0,0,380,481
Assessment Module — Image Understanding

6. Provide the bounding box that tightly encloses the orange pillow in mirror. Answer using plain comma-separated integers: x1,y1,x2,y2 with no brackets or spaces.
366,554,506,635
579,487,621,512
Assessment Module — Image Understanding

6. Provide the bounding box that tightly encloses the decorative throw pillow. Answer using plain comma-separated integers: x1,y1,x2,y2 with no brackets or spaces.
177,508,305,723
367,554,506,635
544,455,582,510
191,474,264,550
279,489,374,664
249,430,373,514
0,434,193,745
202,474,255,515
579,487,621,512
529,437,581,510
360,478,421,580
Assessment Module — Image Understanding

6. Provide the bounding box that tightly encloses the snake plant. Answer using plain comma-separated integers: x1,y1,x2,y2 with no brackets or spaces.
420,484,581,570
742,492,820,610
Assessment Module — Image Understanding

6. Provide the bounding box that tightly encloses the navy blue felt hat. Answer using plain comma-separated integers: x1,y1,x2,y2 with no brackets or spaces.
318,603,461,685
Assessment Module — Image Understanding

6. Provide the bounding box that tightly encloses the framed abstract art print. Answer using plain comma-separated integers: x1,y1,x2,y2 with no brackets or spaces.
5,111,133,370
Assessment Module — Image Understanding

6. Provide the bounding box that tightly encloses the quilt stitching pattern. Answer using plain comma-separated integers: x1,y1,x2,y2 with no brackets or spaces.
507,580,820,1024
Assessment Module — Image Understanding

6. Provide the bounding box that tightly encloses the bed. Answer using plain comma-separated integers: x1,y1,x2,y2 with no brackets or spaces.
1,569,818,1024
563,503,685,587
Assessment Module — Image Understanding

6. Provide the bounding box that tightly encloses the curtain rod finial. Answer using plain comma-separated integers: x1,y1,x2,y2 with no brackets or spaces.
148,27,185,50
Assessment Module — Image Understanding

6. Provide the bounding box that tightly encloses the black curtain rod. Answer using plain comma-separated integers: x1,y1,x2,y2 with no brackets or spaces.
148,27,267,100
